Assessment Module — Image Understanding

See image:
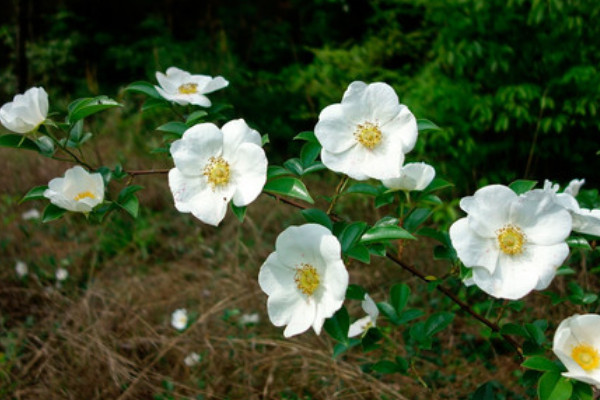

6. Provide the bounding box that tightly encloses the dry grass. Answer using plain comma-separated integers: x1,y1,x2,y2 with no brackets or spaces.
1,130,590,400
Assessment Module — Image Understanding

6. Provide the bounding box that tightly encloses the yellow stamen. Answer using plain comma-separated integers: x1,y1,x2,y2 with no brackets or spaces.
572,344,600,371
295,263,320,296
203,157,230,189
178,83,198,94
354,121,382,150
73,191,96,201
496,224,525,255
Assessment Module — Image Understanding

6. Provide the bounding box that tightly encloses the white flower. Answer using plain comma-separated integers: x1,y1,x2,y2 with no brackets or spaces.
55,268,68,281
258,224,349,338
171,308,188,331
155,66,229,107
239,312,260,325
43,166,104,213
553,314,600,388
168,119,268,226
184,352,201,367
15,261,28,277
21,208,41,220
382,162,435,192
0,87,48,133
348,294,379,337
449,184,572,300
314,81,418,181
541,179,600,237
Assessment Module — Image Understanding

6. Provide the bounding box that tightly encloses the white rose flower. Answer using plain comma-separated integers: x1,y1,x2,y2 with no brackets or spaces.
382,162,435,192
258,224,349,338
155,66,229,107
43,166,104,213
168,119,267,226
449,184,572,300
15,261,28,277
55,268,68,281
184,352,201,366
314,81,418,181
348,294,379,337
0,87,48,133
553,314,600,388
541,179,600,237
171,308,188,331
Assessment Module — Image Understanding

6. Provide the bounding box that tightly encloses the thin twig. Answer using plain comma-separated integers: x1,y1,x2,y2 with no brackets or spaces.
125,168,170,176
327,175,349,215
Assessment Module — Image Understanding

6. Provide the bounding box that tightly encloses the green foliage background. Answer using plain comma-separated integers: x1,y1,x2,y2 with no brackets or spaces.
1,0,599,191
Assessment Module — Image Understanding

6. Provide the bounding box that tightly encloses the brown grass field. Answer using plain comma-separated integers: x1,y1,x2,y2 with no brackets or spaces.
0,115,590,399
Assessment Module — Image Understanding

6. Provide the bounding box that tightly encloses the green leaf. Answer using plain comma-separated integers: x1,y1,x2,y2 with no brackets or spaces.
124,81,162,99
417,119,441,132
346,243,370,263
525,322,546,346
0,134,40,152
472,382,496,400
117,185,143,203
300,208,333,230
42,204,67,223
509,179,538,195
538,371,572,400
323,306,349,344
267,165,291,180
360,225,415,244
344,183,381,196
423,178,453,193
374,191,395,208
185,110,208,126
263,177,314,204
156,121,188,137
337,222,368,253
118,195,139,218
283,158,304,176
500,323,528,338
390,283,410,315
230,203,247,222
346,284,366,300
521,356,562,372
293,131,317,142
21,185,48,203
68,96,121,123
572,381,593,400
261,134,270,146
397,308,424,325
302,162,327,174
371,360,401,374
361,327,383,351
403,208,432,232
567,236,592,250
300,142,321,167
424,312,454,337
378,302,400,325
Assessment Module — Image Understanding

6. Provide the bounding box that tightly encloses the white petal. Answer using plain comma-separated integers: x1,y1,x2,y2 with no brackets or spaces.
363,82,402,125
265,290,299,327
230,144,268,206
188,184,234,226
449,218,499,274
202,76,229,93
314,104,357,154
349,316,372,337
275,224,335,268
564,179,585,196
510,190,572,245
258,252,296,296
571,208,600,237
339,81,369,124
311,289,344,335
168,168,207,213
170,123,223,176
221,119,262,151
284,298,316,337
362,294,379,319
382,162,435,191
460,185,517,238
320,147,369,180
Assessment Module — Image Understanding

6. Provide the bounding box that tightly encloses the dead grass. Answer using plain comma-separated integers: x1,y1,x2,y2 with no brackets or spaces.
1,132,589,400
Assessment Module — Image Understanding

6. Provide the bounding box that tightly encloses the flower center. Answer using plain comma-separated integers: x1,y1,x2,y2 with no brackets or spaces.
496,224,525,255
178,83,198,94
203,157,230,188
295,263,320,296
572,344,600,371
354,121,382,150
73,191,96,201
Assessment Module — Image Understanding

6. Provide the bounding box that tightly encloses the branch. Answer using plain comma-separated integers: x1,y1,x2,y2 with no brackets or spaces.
125,168,170,176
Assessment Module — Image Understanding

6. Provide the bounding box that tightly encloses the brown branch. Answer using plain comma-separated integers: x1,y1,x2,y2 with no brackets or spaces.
125,168,170,176
267,192,524,359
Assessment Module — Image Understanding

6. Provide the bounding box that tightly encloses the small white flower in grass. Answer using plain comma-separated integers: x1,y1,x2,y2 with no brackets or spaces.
0,87,48,133
348,294,379,338
553,314,600,388
258,224,349,338
155,66,228,107
168,119,267,226
184,352,201,367
314,81,418,181
239,312,260,325
43,166,104,213
171,308,188,331
382,162,435,192
55,268,68,282
21,208,41,220
541,179,600,237
15,261,28,277
449,184,571,300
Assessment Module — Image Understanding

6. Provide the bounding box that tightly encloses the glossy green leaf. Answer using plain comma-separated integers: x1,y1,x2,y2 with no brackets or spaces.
185,110,208,126
300,141,321,167
390,283,410,315
293,131,317,142
21,185,48,203
344,183,381,196
509,179,538,195
403,208,432,232
360,225,415,244
423,178,453,193
323,306,349,344
267,165,291,180
117,185,143,203
124,81,162,99
300,208,333,230
283,158,304,176
521,356,562,372
68,96,121,123
118,195,139,218
263,177,314,204
0,134,40,152
538,371,572,400
42,204,67,223
424,312,454,337
417,119,441,131
371,360,401,374
346,243,370,263
337,221,368,253
156,121,188,136
346,284,367,300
